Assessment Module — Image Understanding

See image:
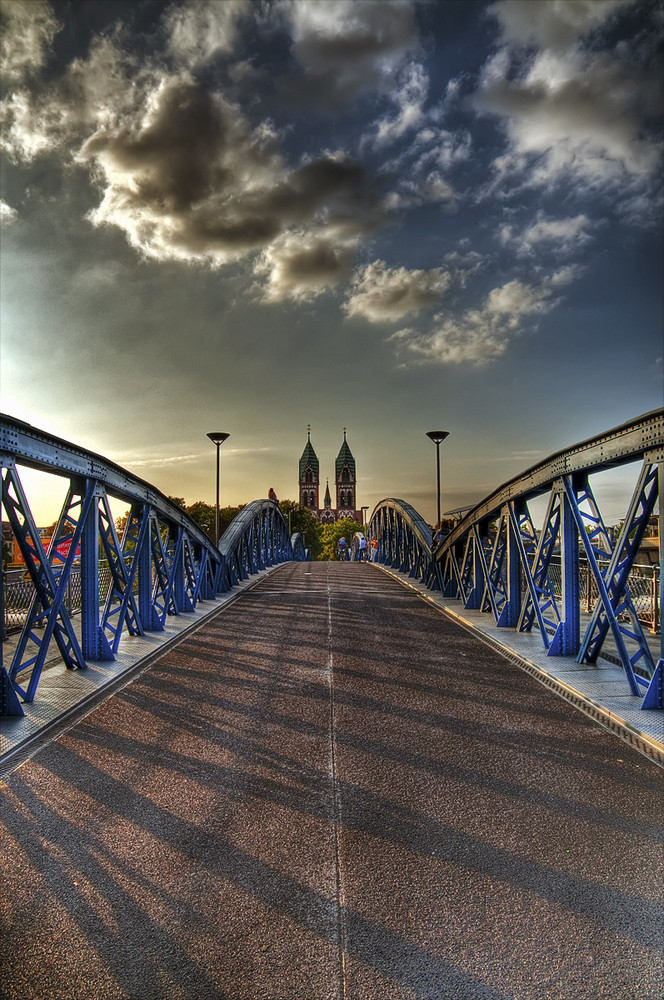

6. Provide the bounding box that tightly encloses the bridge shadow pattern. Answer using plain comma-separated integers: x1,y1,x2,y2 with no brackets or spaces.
0,562,662,1000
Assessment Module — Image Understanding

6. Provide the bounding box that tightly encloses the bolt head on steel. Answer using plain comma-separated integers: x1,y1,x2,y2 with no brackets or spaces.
426,431,449,444
207,432,230,445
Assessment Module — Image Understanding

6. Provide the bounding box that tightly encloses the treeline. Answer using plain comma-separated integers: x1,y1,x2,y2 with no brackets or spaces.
163,498,364,561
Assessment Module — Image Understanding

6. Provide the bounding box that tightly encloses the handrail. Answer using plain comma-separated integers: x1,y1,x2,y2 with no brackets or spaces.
368,498,435,585
438,408,664,556
0,413,216,554
0,415,300,714
429,410,662,705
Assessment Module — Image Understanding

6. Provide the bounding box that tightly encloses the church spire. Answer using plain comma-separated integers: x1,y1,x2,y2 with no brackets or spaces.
299,425,319,511
335,429,356,515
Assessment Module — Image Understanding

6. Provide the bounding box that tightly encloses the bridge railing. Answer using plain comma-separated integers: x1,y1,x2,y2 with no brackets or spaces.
0,414,302,716
290,532,308,562
369,409,663,708
368,498,437,587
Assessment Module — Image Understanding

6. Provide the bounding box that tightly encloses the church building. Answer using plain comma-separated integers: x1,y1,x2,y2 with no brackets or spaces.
298,428,360,523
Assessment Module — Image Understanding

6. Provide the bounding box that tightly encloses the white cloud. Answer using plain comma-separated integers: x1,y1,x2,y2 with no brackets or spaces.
391,270,576,364
0,35,146,162
0,199,18,224
372,62,428,147
383,171,458,213
475,1,662,202
506,213,593,256
165,0,251,67
476,47,661,188
344,260,451,323
0,0,60,82
255,230,357,302
281,0,418,106
381,126,470,213
489,0,632,51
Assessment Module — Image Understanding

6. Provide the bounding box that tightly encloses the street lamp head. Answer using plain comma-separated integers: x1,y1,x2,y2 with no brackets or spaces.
207,432,230,445
426,431,449,444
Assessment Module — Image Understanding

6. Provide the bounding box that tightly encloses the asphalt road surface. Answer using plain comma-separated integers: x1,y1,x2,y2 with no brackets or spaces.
1,562,662,1000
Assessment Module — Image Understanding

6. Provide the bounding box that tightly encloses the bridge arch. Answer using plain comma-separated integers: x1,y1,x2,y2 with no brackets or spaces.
368,498,436,586
368,410,663,705
0,414,304,714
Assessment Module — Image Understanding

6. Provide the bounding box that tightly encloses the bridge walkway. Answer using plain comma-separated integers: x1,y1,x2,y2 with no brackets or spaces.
0,562,662,1000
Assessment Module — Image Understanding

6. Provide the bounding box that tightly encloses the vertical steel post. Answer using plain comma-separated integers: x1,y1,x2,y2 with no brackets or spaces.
137,506,154,630
560,486,580,653
498,506,521,627
173,528,185,612
80,482,107,660
659,461,663,659
549,482,580,656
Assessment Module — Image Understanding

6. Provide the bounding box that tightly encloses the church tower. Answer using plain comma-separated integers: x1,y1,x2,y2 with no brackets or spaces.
319,480,335,524
335,429,357,518
298,426,319,512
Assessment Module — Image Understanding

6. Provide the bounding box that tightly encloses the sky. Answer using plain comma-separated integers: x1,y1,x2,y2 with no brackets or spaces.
1,0,662,528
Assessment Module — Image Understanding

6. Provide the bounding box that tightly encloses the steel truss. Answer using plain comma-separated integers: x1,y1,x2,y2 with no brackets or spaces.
369,498,438,588
370,410,664,707
1,415,303,715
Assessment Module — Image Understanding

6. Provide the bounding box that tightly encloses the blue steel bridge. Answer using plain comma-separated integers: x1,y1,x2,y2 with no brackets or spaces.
0,409,662,1000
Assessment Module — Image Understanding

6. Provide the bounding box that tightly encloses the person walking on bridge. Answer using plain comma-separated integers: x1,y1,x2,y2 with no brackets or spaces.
337,536,348,561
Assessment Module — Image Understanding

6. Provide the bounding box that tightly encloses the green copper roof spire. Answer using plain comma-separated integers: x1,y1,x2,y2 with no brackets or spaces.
335,427,355,478
299,424,319,479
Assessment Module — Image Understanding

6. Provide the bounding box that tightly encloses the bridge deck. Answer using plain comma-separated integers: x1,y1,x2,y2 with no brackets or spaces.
0,562,662,999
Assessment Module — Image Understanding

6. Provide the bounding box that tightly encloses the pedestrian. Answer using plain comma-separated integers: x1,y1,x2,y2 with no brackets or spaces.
337,536,348,561
359,535,367,562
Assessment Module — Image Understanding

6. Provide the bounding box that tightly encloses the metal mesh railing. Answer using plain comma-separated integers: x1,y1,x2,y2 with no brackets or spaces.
542,560,659,632
3,563,113,634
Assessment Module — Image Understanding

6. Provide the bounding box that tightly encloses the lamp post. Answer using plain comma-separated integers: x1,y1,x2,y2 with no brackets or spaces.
360,506,369,531
207,432,230,545
426,431,449,528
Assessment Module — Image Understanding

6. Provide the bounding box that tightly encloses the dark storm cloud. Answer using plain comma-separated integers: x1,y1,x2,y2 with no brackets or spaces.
78,75,382,265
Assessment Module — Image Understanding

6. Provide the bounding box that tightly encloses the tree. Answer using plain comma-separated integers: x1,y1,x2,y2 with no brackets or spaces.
318,517,364,561
279,499,322,560
185,500,216,537
114,511,130,536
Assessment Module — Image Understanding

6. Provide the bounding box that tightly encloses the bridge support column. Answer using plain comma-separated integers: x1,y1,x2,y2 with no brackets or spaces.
497,507,521,627
549,481,580,656
137,507,158,630
81,482,114,661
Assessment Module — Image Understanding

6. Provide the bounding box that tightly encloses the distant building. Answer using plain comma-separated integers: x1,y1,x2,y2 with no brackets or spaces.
298,427,360,523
